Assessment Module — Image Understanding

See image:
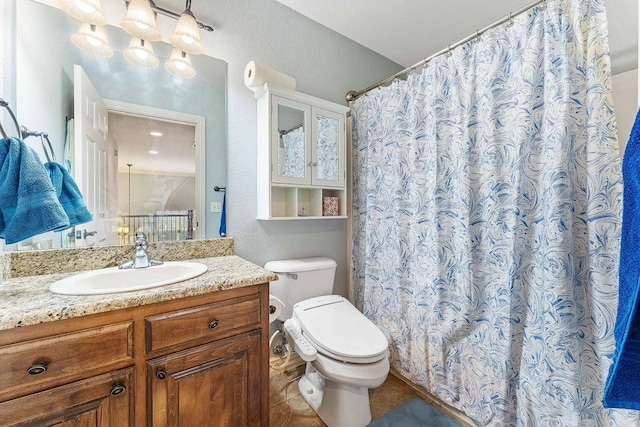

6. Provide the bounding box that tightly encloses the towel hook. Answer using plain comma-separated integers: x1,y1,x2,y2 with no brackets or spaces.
20,126,55,162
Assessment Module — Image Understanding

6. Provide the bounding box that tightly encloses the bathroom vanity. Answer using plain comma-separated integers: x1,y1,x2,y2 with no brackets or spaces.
0,244,277,426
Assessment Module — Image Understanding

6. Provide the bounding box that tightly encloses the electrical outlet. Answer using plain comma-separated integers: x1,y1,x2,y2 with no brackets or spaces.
210,202,222,213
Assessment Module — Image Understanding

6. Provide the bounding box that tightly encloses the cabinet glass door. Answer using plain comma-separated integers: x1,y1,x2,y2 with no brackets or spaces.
272,96,311,185
312,107,345,188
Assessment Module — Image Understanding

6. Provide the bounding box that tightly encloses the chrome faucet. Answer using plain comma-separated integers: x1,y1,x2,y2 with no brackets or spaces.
118,232,164,269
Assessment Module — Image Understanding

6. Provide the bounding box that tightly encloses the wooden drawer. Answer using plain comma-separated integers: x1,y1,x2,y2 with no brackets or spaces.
0,367,134,426
0,322,134,402
145,295,261,353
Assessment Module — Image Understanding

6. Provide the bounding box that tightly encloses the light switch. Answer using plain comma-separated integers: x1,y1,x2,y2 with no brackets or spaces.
210,202,222,213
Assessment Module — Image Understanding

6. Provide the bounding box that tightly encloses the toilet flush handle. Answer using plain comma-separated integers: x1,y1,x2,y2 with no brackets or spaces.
285,273,298,280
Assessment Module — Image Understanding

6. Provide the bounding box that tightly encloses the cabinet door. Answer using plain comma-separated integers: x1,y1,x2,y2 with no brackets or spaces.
312,107,345,188
0,367,134,427
147,331,263,427
271,96,311,185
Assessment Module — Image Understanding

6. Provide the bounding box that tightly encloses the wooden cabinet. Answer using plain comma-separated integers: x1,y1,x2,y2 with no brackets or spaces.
147,331,262,426
0,284,269,427
256,84,349,220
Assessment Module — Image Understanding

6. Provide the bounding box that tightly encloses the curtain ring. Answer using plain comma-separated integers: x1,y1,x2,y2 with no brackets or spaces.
507,11,514,27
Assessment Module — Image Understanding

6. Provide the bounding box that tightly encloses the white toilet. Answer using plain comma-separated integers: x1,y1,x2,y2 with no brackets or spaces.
265,257,390,427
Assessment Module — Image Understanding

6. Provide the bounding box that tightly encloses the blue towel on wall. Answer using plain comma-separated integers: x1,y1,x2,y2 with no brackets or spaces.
604,108,640,409
44,162,92,228
219,191,227,237
0,138,69,244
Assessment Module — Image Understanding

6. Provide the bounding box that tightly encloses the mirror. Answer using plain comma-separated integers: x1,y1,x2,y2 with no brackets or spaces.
277,104,306,179
314,113,340,182
7,0,227,251
274,100,343,186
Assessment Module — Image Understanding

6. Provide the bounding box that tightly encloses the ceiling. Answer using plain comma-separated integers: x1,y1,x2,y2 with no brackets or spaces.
109,112,196,176
273,0,638,75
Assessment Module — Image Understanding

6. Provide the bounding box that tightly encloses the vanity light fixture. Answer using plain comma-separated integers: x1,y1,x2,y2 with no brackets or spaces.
170,0,205,55
57,0,106,25
60,0,212,77
71,23,114,57
165,48,196,79
150,131,163,136
121,0,161,41
124,38,159,68
149,150,159,154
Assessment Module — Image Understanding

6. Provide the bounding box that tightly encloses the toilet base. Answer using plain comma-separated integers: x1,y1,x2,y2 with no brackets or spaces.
298,363,373,427
316,380,372,427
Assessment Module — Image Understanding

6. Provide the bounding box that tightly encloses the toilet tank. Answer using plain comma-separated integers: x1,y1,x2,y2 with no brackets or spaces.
264,257,337,321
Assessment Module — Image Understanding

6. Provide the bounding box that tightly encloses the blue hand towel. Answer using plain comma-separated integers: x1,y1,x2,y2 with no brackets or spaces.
219,191,227,237
0,138,69,244
44,162,92,228
603,108,640,409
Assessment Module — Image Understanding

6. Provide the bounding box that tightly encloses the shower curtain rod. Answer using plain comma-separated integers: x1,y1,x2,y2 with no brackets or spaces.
345,0,545,102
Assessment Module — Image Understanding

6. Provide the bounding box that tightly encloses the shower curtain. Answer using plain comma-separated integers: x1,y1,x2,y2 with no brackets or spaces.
351,0,638,425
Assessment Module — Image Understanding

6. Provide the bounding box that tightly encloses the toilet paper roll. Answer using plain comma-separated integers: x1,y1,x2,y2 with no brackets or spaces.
244,61,296,94
269,294,285,323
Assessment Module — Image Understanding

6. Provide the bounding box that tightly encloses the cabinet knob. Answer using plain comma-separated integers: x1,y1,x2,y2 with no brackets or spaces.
110,383,126,396
307,162,312,167
208,319,220,330
26,362,48,376
156,370,167,381
312,162,318,167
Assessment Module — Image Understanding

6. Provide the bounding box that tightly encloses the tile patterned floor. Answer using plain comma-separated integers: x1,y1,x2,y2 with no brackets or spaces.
269,369,424,426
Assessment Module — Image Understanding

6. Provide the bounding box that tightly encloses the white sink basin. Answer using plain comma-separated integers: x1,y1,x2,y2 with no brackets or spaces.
49,262,208,295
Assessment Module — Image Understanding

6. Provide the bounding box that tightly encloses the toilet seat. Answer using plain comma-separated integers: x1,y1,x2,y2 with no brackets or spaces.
293,295,389,364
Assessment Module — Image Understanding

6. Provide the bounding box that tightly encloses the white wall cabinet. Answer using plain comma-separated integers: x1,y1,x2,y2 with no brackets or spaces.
257,84,349,220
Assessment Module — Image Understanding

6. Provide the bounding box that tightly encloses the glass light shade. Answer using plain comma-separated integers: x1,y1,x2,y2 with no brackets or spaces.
165,49,196,78
57,0,106,25
124,38,159,68
71,23,113,57
170,10,204,55
120,0,161,41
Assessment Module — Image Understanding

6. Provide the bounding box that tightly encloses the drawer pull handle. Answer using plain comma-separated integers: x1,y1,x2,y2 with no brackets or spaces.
27,362,48,376
110,383,126,396
209,319,220,330
156,370,167,380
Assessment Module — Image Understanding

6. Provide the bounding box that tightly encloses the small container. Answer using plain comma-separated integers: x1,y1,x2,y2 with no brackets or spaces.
322,196,339,216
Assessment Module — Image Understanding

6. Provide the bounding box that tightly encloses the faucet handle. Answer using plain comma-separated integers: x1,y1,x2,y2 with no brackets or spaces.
135,232,147,241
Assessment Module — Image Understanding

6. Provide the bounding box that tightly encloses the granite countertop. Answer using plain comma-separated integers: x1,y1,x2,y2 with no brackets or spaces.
0,255,278,331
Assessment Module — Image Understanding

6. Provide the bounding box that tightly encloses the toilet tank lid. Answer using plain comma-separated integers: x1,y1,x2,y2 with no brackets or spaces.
264,257,337,273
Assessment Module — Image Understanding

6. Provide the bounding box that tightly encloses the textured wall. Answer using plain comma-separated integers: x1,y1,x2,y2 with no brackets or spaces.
613,68,638,153
202,0,402,296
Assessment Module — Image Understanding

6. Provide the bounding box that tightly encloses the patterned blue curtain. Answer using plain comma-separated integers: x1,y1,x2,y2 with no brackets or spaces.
282,127,305,177
351,0,638,425
316,115,339,181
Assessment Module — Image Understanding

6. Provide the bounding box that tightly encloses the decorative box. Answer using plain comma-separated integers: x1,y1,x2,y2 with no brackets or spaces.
322,196,339,216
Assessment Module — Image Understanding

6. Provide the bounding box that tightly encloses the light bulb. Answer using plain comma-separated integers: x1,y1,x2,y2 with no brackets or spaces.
124,38,159,68
70,23,113,57
57,0,106,25
120,0,161,41
170,10,204,55
165,48,196,78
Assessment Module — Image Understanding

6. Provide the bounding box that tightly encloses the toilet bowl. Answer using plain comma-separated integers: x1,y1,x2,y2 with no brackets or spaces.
265,258,390,427
288,295,390,427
